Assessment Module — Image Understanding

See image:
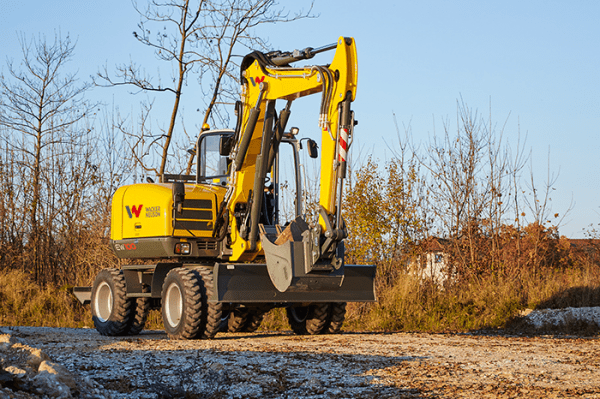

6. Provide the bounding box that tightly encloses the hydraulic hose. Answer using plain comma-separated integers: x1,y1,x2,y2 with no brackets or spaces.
234,87,265,171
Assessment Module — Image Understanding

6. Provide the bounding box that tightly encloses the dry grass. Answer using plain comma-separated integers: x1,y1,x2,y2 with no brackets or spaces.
259,308,289,332
0,268,92,328
2,262,599,335
145,309,163,330
343,262,600,333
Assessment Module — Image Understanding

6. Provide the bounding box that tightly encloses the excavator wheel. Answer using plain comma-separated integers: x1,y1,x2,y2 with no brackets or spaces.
220,308,247,333
286,304,330,335
91,268,133,336
324,302,347,334
197,268,223,339
125,285,150,336
161,268,204,340
221,308,266,333
241,310,265,333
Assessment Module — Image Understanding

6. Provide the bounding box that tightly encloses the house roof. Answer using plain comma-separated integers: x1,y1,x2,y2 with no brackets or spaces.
565,238,600,253
420,237,452,252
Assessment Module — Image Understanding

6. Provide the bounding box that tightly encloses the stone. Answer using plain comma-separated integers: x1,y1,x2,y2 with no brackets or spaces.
38,361,77,390
27,347,50,370
4,365,27,377
0,334,14,351
32,370,73,399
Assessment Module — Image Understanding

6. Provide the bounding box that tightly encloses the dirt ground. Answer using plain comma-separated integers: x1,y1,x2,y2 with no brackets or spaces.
1,326,599,398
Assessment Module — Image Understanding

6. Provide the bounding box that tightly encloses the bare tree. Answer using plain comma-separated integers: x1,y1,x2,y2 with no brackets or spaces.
522,148,569,227
96,102,136,211
0,33,96,283
0,133,26,269
96,0,314,179
414,100,525,273
407,98,573,278
421,102,489,238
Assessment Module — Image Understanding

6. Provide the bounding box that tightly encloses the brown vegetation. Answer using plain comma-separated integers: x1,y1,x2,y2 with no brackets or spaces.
337,101,600,334
0,269,90,327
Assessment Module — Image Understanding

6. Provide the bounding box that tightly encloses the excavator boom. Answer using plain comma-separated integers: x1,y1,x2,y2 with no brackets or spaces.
227,37,358,262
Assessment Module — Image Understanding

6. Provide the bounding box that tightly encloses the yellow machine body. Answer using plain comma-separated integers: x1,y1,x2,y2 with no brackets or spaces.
111,183,225,240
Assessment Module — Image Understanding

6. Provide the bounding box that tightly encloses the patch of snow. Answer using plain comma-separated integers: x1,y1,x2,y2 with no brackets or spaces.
520,306,600,329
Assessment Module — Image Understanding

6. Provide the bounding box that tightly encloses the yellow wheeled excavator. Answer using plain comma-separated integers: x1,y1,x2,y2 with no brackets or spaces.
74,36,376,339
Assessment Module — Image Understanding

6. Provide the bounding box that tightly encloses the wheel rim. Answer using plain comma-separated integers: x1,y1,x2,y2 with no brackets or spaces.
290,307,309,323
221,312,230,323
94,281,113,323
164,283,183,328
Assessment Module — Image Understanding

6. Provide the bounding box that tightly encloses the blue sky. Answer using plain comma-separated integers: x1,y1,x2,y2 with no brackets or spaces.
1,0,599,237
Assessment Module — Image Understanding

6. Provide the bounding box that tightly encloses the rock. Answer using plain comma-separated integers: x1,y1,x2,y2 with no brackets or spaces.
38,361,78,390
303,377,323,388
27,348,50,370
32,369,73,399
4,365,27,377
0,339,81,399
0,368,14,384
0,334,14,351
210,362,224,371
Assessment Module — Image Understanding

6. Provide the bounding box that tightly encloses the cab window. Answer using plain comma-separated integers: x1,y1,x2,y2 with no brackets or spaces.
197,131,231,185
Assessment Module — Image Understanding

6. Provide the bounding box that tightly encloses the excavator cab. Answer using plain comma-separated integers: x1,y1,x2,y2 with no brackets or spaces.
196,127,305,227
196,129,232,186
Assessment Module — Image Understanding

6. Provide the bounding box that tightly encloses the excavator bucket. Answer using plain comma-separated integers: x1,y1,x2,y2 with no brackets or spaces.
261,217,347,293
261,235,345,293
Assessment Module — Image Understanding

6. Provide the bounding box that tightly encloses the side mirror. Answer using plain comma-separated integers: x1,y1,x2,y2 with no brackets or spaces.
307,139,318,159
219,135,233,156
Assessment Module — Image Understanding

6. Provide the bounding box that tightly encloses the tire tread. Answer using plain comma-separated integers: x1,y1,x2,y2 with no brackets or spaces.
92,268,132,336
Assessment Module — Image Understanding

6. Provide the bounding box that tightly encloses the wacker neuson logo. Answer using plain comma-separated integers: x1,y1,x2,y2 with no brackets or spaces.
126,205,143,218
145,206,161,217
126,205,160,218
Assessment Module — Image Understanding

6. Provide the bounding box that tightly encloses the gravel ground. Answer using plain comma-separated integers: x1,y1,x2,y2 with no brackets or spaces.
1,325,599,399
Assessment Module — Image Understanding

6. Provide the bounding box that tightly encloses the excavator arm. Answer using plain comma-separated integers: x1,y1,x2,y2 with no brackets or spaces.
225,37,358,264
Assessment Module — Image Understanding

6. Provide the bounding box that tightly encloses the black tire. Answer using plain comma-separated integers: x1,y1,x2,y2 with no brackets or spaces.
220,308,265,333
91,268,133,336
219,312,233,333
161,268,203,340
125,286,150,336
324,302,346,334
241,310,265,333
222,308,248,333
286,304,330,335
197,268,223,339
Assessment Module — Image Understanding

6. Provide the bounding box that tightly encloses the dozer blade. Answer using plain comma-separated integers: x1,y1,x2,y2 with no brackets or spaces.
210,263,376,303
73,286,91,305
